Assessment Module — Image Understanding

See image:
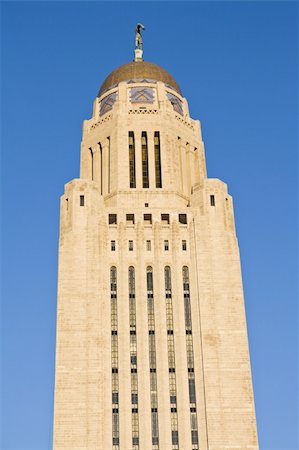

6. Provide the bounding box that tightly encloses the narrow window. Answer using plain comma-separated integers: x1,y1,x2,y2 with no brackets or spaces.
144,214,152,225
164,240,169,251
141,132,149,188
129,132,136,188
129,266,139,449
108,137,111,194
161,214,170,224
182,240,187,251
147,266,159,449
80,195,85,206
154,131,162,188
126,214,135,225
210,194,215,206
146,240,151,251
109,214,117,225
111,240,116,251
65,198,68,210
179,213,187,224
172,431,178,445
89,148,94,181
129,240,134,251
110,266,119,449
99,142,103,195
183,266,199,449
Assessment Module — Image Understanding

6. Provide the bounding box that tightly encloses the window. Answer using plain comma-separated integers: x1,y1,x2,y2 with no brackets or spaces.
145,203,149,207
146,240,151,251
129,132,136,188
141,131,149,188
144,214,152,225
111,240,116,251
132,393,138,404
161,214,170,224
107,137,111,194
98,142,103,195
126,214,135,225
210,194,215,206
89,148,94,181
65,198,68,210
109,214,117,225
191,430,198,444
164,240,169,251
154,131,162,188
80,195,84,206
182,240,187,251
179,214,187,224
129,240,134,251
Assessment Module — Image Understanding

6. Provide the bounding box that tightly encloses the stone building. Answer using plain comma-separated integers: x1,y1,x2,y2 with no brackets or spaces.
53,37,259,450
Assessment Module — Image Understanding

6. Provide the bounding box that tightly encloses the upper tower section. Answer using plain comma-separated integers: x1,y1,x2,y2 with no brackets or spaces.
80,25,206,207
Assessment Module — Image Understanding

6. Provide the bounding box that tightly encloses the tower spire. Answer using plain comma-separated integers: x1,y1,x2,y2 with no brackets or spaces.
134,23,145,62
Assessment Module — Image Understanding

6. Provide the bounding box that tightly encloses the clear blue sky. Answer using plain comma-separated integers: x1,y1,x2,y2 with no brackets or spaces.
1,2,298,449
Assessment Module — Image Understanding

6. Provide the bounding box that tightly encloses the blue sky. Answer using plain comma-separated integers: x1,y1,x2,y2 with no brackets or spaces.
1,2,298,449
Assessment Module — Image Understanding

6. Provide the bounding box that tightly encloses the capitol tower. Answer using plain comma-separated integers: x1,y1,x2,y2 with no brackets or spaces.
53,26,258,450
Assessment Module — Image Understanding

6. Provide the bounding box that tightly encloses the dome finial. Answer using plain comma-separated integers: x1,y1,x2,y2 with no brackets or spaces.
134,23,145,62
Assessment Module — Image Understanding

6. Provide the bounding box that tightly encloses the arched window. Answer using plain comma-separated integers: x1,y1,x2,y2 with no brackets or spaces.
146,266,153,291
111,266,117,291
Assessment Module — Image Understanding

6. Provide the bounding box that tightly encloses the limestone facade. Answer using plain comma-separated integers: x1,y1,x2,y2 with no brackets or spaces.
53,63,259,450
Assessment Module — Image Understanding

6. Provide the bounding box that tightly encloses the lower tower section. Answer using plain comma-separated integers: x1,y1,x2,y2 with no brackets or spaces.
53,180,258,449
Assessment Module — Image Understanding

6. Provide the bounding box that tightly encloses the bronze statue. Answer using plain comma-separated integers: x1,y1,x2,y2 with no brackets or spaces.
135,23,145,50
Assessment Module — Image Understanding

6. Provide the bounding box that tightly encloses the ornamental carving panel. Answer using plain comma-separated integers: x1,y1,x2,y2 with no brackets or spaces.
130,87,155,103
99,92,117,116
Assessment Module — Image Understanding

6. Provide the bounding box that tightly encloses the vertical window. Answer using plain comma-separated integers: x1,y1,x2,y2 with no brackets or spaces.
89,148,94,181
110,267,119,449
154,132,162,188
65,198,68,210
80,195,85,206
146,240,151,251
182,266,199,450
210,195,215,206
129,267,139,449
164,266,179,449
111,240,116,251
142,132,149,188
164,240,169,251
99,142,103,195
129,240,134,251
108,137,111,194
129,132,136,188
182,240,187,251
147,267,159,449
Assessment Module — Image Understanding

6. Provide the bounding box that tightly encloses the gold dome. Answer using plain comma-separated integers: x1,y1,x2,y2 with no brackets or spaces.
98,61,182,97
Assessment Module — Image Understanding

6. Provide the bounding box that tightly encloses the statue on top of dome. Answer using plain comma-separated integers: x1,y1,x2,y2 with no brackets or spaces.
135,23,145,50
